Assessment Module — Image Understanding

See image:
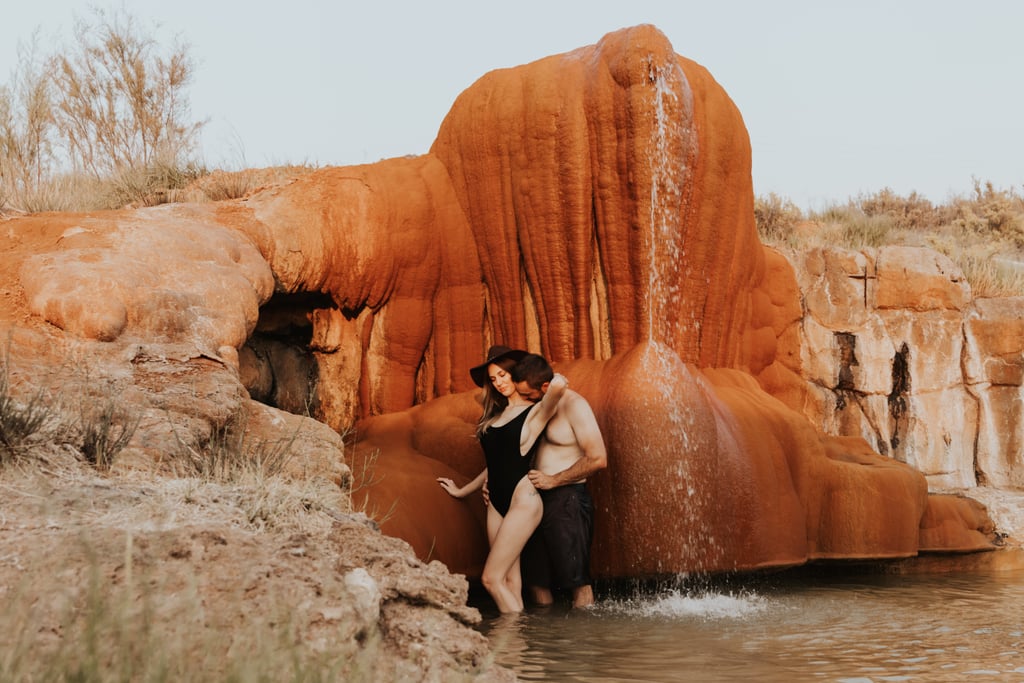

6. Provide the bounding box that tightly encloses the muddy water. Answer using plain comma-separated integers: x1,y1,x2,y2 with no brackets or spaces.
477,568,1024,682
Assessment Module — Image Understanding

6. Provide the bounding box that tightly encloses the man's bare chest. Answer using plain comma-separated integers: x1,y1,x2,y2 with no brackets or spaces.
543,416,577,447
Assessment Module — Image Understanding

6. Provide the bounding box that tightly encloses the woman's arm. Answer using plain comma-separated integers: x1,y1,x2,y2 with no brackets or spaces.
520,373,568,455
437,469,487,499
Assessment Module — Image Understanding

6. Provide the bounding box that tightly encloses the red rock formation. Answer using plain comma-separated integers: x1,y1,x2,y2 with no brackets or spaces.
350,393,491,578
349,26,997,578
919,494,997,553
966,297,1024,488
431,24,760,369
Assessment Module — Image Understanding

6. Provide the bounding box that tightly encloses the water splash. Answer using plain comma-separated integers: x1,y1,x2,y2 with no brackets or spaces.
600,587,769,621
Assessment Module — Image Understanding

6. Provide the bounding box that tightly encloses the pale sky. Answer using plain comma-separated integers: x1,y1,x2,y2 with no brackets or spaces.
2,0,1022,210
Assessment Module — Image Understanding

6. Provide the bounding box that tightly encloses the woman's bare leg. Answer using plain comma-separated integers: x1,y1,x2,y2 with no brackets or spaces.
489,507,524,606
486,504,502,546
505,555,522,601
481,478,542,613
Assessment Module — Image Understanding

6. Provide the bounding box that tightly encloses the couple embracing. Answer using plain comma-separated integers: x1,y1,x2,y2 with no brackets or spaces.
437,346,608,613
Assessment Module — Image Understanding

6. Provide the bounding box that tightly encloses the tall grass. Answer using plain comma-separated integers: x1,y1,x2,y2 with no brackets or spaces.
50,9,202,183
755,180,1024,297
0,10,322,213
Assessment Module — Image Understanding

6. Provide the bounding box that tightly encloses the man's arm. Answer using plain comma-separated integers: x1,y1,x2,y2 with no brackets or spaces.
520,373,567,454
527,396,607,490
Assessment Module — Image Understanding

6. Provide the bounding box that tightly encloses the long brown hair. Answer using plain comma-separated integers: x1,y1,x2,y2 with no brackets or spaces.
475,356,518,438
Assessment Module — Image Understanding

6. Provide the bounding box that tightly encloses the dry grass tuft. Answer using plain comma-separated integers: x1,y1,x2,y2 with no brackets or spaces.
195,168,261,201
189,164,319,202
78,398,141,473
753,192,804,246
172,411,302,488
0,344,56,465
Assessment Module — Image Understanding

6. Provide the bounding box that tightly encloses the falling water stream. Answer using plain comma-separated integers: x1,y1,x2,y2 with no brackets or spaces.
476,567,1024,682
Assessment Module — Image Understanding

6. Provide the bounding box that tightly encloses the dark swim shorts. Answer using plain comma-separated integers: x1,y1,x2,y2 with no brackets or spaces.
523,483,594,590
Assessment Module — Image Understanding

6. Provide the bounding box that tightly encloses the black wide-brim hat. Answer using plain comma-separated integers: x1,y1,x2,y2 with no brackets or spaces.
469,345,528,387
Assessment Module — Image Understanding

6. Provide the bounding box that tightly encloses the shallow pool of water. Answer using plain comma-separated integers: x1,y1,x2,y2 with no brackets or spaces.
476,567,1024,681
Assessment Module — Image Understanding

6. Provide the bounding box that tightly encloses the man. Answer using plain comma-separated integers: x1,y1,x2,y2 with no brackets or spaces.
511,353,607,608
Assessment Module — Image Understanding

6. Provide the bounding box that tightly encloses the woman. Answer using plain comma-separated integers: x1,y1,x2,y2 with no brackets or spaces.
437,345,566,613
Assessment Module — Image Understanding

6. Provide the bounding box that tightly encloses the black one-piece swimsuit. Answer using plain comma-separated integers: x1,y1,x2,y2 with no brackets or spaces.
479,405,534,517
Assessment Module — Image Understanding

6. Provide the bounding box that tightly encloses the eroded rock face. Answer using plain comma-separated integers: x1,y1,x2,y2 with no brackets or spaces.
966,297,1024,488
0,203,499,677
771,244,1024,492
17,206,273,354
234,158,486,424
2,205,347,487
0,465,507,681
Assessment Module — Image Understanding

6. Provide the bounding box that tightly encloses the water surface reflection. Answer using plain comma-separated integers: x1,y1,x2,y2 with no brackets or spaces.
477,569,1024,681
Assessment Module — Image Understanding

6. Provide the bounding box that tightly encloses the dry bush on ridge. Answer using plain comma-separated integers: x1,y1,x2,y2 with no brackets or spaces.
195,168,260,201
951,178,1024,247
753,192,803,245
813,204,895,248
853,187,947,231
1,8,205,211
0,35,58,212
50,8,202,181
755,181,1024,297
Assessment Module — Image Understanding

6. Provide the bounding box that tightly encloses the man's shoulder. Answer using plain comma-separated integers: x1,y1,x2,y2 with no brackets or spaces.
560,389,596,417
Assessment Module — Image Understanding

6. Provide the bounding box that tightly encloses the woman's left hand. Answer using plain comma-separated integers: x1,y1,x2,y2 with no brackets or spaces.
437,477,459,497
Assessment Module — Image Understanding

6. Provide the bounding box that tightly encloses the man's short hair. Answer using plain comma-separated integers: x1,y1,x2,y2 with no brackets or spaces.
511,353,554,389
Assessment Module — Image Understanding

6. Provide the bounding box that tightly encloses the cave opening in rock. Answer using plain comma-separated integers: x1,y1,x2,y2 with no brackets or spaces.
239,291,334,418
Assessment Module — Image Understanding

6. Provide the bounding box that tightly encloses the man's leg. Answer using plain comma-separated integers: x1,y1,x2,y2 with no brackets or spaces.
571,585,594,608
529,586,554,606
546,484,595,608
